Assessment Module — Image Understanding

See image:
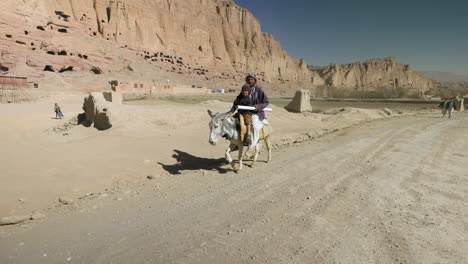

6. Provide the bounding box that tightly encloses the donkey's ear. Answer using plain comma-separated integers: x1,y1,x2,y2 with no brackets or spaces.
207,110,214,118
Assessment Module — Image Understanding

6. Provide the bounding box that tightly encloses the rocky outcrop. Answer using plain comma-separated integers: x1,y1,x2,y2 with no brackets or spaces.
82,92,115,130
456,97,464,112
0,1,436,96
309,57,433,95
0,0,311,85
92,0,312,81
0,215,30,225
103,91,123,104
285,89,312,113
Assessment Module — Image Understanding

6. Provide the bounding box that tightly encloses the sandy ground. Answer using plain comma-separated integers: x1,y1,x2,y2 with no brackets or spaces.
0,92,397,217
0,92,466,263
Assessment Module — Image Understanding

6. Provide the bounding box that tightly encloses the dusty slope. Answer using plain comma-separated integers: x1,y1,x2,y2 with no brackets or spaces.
0,111,466,263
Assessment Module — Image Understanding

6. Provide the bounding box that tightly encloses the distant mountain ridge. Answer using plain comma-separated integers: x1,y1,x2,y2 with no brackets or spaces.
419,71,468,83
308,57,433,97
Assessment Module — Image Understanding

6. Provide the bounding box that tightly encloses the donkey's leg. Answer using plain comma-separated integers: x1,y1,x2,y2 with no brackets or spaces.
265,136,272,163
252,143,260,167
225,144,236,164
237,145,244,171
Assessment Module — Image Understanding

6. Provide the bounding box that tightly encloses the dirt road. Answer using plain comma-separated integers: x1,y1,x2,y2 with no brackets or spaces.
1,113,466,264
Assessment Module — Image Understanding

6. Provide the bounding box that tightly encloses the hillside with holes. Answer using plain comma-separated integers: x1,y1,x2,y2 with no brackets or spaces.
0,0,319,93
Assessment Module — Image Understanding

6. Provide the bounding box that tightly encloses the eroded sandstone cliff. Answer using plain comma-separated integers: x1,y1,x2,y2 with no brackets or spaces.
0,0,435,96
309,57,433,93
0,0,313,89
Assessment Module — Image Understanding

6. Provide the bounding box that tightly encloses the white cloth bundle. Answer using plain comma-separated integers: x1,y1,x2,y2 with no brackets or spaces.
237,105,273,111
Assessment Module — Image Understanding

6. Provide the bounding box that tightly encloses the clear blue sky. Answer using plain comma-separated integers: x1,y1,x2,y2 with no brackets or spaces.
233,0,468,75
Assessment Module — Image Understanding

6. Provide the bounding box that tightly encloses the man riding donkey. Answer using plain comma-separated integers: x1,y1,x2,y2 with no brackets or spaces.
229,73,270,146
207,73,272,171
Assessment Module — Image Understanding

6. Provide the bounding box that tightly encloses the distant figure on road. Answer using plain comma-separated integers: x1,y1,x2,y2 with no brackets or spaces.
54,103,64,119
439,98,449,118
447,98,458,118
439,98,458,118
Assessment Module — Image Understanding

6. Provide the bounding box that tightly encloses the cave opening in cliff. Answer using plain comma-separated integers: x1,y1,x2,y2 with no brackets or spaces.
59,66,74,73
43,65,54,72
0,64,9,72
106,7,111,23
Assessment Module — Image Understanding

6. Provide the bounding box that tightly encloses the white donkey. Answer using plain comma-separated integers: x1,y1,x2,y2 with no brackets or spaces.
208,110,271,171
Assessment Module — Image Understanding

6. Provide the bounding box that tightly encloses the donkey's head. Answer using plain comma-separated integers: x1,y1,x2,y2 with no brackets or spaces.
207,110,235,145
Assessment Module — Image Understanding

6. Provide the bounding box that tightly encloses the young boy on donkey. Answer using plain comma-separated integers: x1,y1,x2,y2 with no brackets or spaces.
230,73,269,145
236,85,255,144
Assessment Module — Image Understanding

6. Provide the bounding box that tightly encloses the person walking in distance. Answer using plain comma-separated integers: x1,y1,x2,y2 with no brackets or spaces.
54,103,64,119
439,98,448,118
447,98,458,118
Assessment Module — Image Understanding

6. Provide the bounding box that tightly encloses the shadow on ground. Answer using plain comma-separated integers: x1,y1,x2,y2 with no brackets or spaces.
158,149,231,174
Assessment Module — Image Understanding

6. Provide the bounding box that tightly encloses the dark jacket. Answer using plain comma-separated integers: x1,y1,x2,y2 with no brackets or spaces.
231,84,269,120
238,95,254,115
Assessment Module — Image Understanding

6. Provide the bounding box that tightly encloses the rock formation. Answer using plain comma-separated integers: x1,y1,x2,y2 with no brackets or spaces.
82,92,115,130
382,108,393,116
309,57,433,96
0,1,436,96
456,97,464,112
0,0,311,87
285,90,312,113
0,215,30,225
103,91,123,104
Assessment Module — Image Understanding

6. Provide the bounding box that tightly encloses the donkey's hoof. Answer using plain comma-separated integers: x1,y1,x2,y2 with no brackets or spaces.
251,162,257,167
